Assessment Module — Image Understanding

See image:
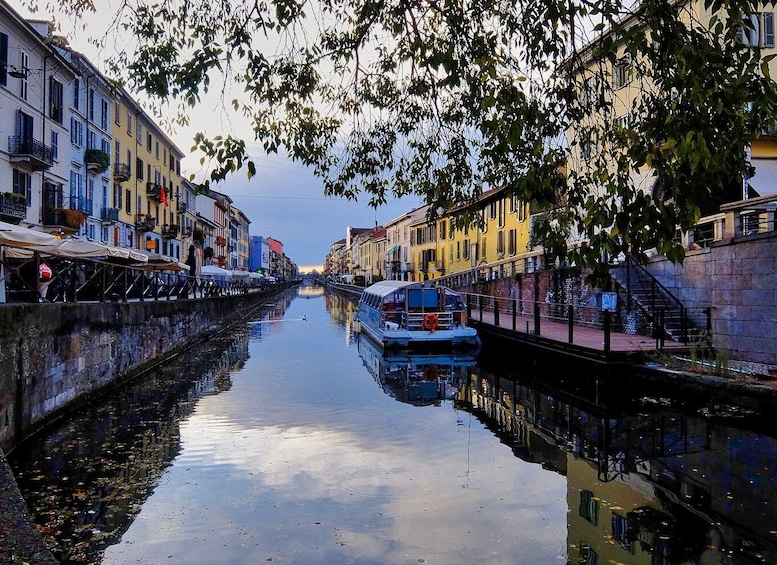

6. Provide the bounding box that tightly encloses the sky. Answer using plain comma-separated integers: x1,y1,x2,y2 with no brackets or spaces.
9,0,423,271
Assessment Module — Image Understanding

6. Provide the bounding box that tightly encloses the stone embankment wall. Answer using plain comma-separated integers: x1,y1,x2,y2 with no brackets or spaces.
0,291,277,451
646,233,777,367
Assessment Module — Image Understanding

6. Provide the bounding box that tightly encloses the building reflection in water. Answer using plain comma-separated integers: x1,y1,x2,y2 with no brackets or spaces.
357,334,478,405
326,292,360,345
10,324,257,563
456,363,777,565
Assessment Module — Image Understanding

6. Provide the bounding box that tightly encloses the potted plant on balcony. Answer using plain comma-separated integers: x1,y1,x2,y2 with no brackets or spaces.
45,207,87,229
85,148,110,174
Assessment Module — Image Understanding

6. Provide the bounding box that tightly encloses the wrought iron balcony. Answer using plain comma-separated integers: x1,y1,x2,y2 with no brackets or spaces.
177,202,188,214
113,162,131,182
8,136,53,170
146,182,162,200
0,192,27,224
101,206,120,222
180,225,193,237
85,149,110,174
135,214,156,232
161,223,180,239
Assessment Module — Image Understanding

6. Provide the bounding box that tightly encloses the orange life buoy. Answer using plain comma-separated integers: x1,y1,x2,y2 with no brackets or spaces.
422,313,439,332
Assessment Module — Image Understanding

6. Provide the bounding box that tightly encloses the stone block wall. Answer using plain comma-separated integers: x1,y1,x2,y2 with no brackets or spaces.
646,234,777,366
0,292,272,450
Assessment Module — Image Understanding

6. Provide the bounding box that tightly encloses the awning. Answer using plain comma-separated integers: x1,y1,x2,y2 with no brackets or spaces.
0,221,59,248
386,245,400,255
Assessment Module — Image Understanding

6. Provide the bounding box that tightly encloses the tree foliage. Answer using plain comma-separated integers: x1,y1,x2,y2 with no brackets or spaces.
31,0,777,275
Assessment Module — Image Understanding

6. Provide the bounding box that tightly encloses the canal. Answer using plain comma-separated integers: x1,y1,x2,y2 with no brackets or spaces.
8,285,777,564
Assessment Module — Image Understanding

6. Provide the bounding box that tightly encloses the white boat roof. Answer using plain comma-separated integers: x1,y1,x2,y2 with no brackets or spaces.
362,280,442,298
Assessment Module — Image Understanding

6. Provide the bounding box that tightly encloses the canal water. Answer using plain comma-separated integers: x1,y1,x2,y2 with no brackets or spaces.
8,285,777,564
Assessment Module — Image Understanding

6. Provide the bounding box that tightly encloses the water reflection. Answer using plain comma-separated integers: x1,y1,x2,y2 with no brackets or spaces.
326,291,359,344
8,303,278,563
357,334,477,405
457,365,777,565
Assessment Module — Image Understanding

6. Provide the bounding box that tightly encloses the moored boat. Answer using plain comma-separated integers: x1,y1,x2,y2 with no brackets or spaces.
355,280,480,349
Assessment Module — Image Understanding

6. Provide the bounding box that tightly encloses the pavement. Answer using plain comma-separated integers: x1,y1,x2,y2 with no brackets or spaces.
0,450,57,564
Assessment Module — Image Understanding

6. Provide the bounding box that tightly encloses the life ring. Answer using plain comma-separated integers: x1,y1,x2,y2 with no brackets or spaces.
422,313,439,332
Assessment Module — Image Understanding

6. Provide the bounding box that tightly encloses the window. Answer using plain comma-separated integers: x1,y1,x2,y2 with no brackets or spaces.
101,138,111,157
498,198,505,227
155,140,159,158
127,149,132,173
114,140,121,167
489,201,497,220
462,238,470,260
49,77,64,123
439,220,446,241
73,78,80,110
101,99,109,130
114,101,121,125
579,490,598,525
456,241,461,260
764,12,775,47
88,88,95,121
51,131,59,160
19,51,28,100
508,229,517,255
518,200,526,222
86,128,95,149
137,121,142,143
136,157,144,180
127,112,132,135
125,188,132,213
612,56,631,90
113,183,122,209
147,132,152,152
12,169,31,204
611,514,632,551
70,117,84,146
497,230,505,255
0,33,7,86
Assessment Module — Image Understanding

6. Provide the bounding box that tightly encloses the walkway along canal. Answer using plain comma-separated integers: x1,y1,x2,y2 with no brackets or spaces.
6,285,777,564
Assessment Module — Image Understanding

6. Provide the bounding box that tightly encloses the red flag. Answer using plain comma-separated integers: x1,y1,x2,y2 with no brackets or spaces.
160,185,169,206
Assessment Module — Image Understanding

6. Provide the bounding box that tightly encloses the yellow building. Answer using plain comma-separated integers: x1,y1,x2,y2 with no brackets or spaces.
438,187,533,283
566,0,777,250
112,89,186,259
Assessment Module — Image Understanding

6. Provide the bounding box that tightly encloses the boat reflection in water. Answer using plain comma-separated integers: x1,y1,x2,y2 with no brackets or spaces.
357,333,478,405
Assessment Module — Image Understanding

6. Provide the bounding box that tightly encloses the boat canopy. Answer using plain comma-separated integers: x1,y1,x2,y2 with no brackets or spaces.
361,280,420,299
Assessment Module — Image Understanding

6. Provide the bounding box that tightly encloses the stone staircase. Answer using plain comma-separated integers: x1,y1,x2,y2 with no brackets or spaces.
609,257,692,343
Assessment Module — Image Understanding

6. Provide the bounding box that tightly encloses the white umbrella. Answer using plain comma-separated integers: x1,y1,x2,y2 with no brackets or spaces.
0,221,59,247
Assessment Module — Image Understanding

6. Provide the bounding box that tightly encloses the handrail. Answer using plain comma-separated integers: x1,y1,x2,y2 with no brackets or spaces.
620,256,688,343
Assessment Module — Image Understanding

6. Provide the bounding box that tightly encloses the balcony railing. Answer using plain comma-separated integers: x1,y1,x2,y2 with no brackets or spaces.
0,192,27,224
70,197,93,215
180,225,193,237
113,162,131,182
177,202,188,214
101,206,120,222
8,136,53,170
161,223,180,239
135,214,156,232
146,182,162,200
85,149,110,174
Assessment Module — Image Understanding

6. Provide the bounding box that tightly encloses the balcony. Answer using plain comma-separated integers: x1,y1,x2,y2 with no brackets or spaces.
180,225,193,237
215,235,227,246
161,223,180,239
8,136,53,170
146,182,162,200
101,206,120,223
113,162,131,182
135,214,156,232
0,192,27,224
43,208,87,231
70,196,93,215
177,202,188,214
85,149,110,174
